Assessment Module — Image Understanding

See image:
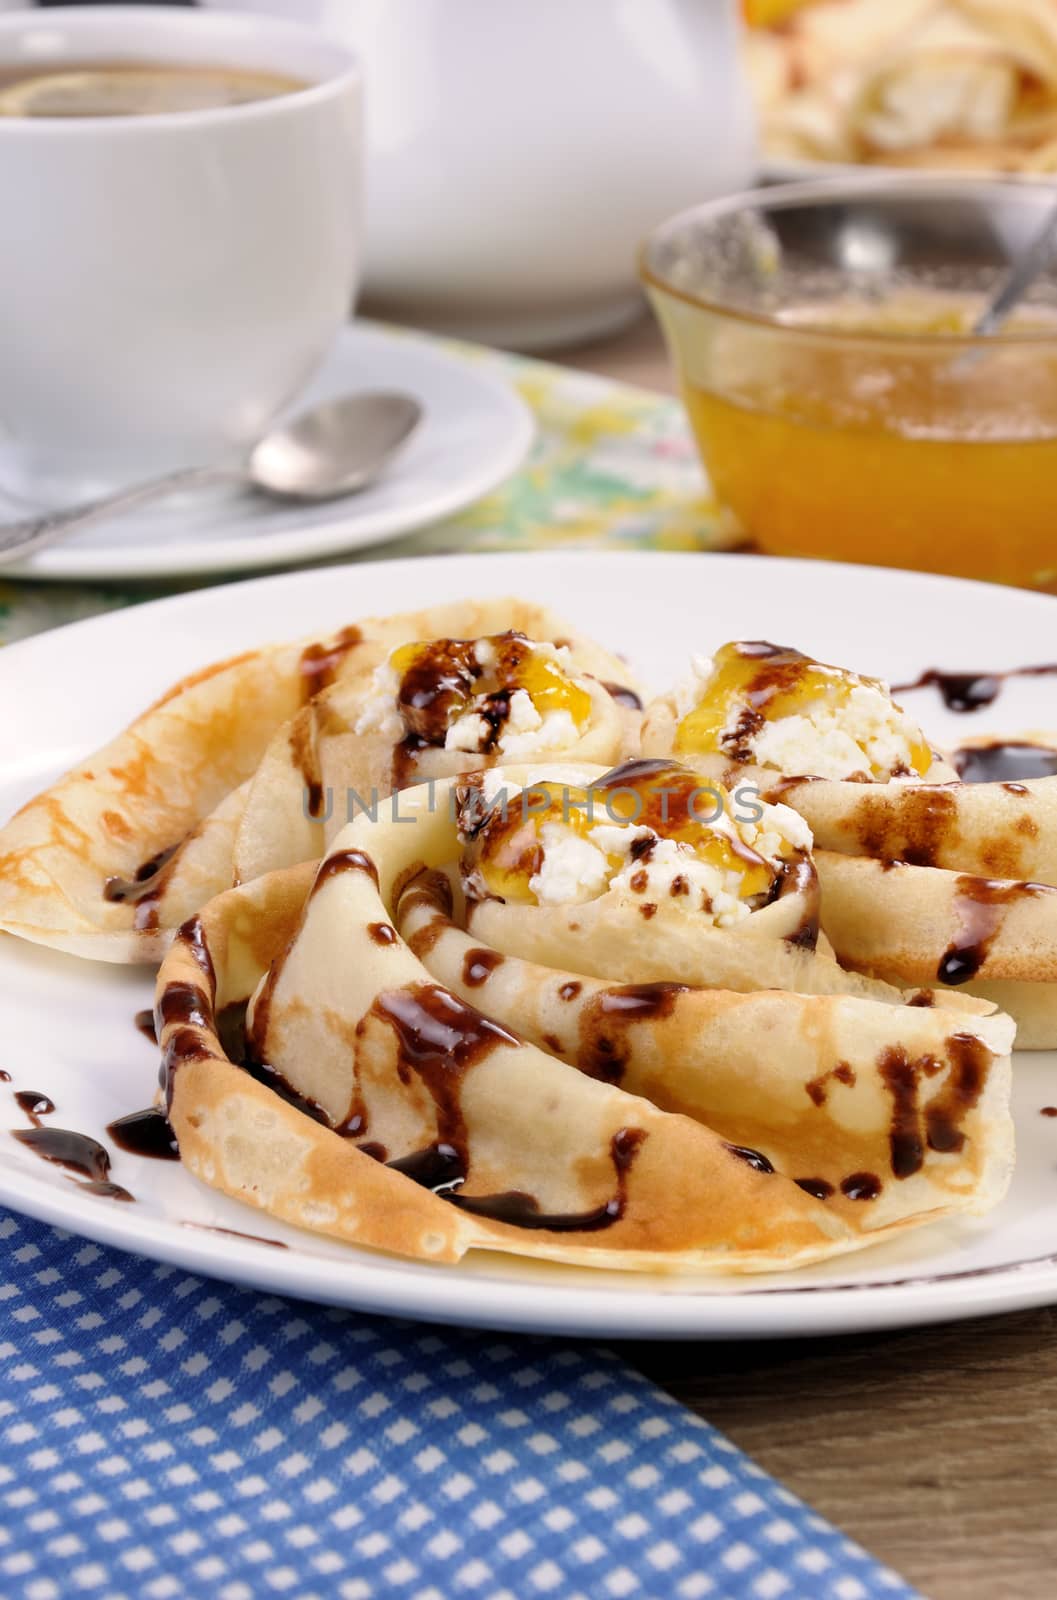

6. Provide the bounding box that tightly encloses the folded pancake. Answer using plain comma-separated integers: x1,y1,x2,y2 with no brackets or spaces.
0,626,367,964
769,720,1057,886
817,849,1057,1047
781,770,1057,884
231,612,641,888
0,598,639,964
643,640,958,847
459,756,925,1001
154,764,1015,1272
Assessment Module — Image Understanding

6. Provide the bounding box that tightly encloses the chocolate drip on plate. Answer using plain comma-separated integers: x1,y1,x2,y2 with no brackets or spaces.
77,1180,134,1202
13,1126,111,1182
108,1108,179,1161
15,1090,55,1127
186,1223,288,1248
952,740,1057,784
894,662,1057,713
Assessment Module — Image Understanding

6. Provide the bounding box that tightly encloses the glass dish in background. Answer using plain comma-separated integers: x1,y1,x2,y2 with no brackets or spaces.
641,178,1057,589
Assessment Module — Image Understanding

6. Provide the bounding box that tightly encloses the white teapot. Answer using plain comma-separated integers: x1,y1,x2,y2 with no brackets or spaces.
206,0,756,347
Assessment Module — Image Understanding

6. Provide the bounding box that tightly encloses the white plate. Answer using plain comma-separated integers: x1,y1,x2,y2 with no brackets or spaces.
2,324,534,582
4,549,1057,1339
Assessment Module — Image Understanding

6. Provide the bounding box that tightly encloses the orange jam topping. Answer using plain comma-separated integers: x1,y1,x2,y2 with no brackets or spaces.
462,758,785,906
390,631,591,747
674,641,932,778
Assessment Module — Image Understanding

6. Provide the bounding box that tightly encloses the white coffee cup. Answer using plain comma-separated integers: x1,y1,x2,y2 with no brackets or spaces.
0,6,362,503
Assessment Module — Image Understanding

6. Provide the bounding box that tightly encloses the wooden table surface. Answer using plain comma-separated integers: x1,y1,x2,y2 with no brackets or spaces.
543,308,1055,1600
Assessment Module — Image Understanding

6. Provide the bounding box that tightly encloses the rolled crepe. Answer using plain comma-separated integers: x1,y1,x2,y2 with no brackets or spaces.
153,765,1015,1273
232,612,640,887
0,599,639,963
817,849,1057,1047
643,642,958,866
780,771,1057,884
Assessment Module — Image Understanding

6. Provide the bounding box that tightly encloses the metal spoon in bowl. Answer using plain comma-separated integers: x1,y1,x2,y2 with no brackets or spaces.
971,196,1057,339
0,390,423,567
950,196,1057,376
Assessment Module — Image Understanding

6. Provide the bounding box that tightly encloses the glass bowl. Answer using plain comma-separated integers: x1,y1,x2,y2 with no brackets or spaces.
640,177,1057,589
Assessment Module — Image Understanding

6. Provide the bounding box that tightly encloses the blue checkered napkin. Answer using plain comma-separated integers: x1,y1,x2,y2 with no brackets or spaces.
0,1208,918,1600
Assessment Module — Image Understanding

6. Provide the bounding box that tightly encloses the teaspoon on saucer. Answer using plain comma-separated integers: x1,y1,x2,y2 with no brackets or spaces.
0,390,423,567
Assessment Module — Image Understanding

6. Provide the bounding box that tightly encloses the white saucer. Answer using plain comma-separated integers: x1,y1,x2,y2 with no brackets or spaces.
2,323,534,583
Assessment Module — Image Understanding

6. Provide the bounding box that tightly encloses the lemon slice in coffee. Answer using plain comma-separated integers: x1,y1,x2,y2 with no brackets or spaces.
0,66,303,119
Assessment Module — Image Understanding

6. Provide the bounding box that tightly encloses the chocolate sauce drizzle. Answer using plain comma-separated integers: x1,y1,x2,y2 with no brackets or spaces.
936,876,1047,985
371,983,519,1152
363,981,648,1233
390,631,540,792
794,1177,835,1200
894,662,1057,713
804,1062,856,1108
134,1008,158,1044
841,1172,881,1201
724,1143,775,1174
878,1047,924,1179
461,948,505,988
290,714,325,821
157,917,218,1107
246,850,379,1067
953,741,1057,785
601,682,644,711
299,625,363,702
103,841,183,931
855,785,960,870
924,1033,989,1154
450,1128,647,1231
387,1141,466,1194
313,848,380,897
576,983,688,1084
